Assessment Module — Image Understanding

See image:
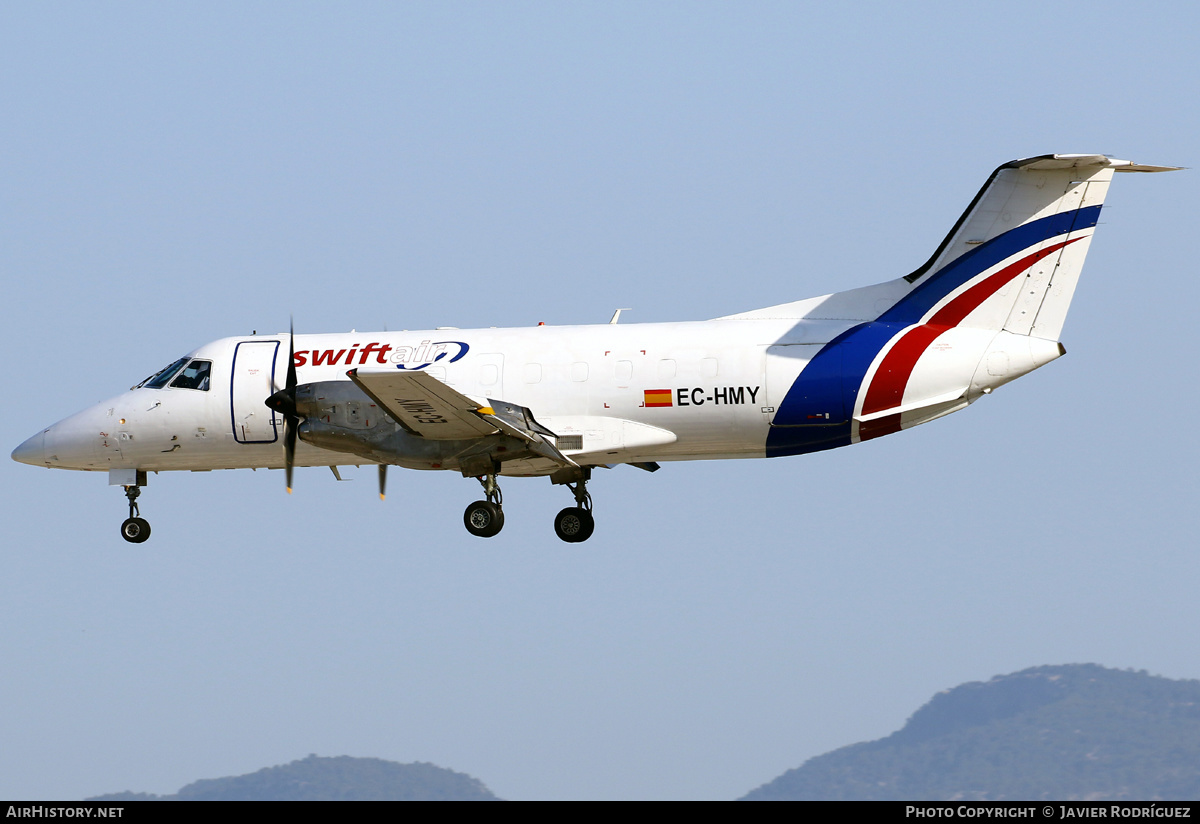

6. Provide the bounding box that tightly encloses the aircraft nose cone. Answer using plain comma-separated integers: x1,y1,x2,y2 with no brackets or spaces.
12,430,47,466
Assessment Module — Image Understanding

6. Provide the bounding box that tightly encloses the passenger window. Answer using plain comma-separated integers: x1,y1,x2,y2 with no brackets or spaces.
170,360,212,391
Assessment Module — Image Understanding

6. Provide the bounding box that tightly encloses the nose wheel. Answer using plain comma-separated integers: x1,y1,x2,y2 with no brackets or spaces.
119,484,151,544
463,473,504,538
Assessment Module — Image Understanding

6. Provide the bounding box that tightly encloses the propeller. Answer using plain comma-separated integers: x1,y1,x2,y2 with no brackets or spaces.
378,464,387,501
264,319,300,493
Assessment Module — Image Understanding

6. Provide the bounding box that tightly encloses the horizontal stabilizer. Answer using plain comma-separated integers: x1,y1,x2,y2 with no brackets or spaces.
1018,156,1181,174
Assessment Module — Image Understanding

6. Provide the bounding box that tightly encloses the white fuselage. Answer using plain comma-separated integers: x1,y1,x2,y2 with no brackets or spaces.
22,317,826,476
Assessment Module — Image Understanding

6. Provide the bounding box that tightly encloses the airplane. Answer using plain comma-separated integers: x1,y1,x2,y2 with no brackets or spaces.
11,154,1177,544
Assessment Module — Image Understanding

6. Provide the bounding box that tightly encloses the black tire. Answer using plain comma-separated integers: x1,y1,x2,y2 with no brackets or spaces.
120,517,151,544
554,507,595,543
463,500,504,538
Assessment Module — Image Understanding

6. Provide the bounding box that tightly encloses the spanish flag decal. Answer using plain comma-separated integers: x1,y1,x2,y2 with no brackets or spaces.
644,389,673,408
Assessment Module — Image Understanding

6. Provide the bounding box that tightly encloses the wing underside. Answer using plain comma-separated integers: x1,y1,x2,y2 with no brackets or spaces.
348,368,579,468
348,368,497,440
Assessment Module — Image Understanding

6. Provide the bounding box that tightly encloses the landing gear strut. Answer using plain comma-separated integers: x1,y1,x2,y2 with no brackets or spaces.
554,475,594,543
463,473,504,538
119,485,151,544
460,467,597,542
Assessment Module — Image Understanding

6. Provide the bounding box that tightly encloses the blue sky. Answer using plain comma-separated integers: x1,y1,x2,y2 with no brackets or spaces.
2,1,1196,800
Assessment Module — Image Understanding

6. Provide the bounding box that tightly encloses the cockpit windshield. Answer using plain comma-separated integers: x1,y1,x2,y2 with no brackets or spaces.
170,360,211,391
135,357,190,390
135,358,213,391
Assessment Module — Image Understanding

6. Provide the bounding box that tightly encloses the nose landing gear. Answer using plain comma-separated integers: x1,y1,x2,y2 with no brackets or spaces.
119,484,151,544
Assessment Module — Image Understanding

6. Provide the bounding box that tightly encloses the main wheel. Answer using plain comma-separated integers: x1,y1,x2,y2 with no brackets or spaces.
120,517,151,544
463,500,504,538
553,507,595,543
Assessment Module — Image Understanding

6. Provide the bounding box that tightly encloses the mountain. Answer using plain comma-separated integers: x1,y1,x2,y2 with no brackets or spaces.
88,754,500,801
742,664,1200,801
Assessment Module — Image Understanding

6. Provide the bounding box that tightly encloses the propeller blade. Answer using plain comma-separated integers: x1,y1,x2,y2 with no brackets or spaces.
285,418,296,494
285,318,297,493
378,464,387,501
286,316,297,394
260,318,302,494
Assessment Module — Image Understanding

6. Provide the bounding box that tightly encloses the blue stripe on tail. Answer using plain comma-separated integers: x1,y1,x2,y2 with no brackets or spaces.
764,206,1099,458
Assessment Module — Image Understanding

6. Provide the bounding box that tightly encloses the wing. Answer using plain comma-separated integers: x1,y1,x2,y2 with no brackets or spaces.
347,368,497,439
348,368,578,468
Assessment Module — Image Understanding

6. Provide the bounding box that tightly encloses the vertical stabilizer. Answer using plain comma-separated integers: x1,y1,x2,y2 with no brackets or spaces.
887,155,1178,339
760,154,1178,458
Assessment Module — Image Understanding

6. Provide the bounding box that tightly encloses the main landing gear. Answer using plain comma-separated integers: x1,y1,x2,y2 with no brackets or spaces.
553,478,594,543
459,469,597,543
119,484,151,544
463,473,505,538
